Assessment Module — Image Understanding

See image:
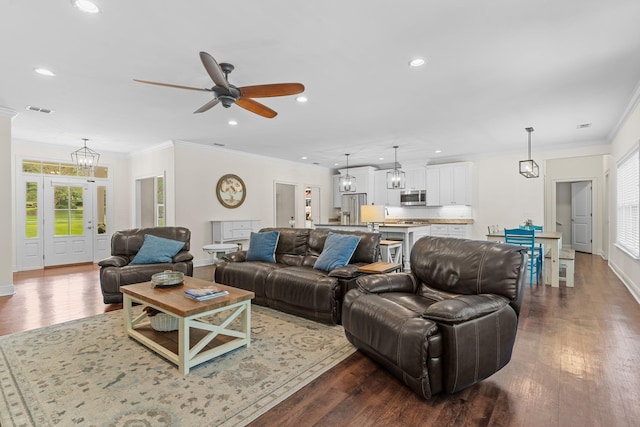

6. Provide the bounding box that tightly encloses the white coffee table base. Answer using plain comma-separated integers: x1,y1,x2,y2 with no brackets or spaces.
123,295,251,375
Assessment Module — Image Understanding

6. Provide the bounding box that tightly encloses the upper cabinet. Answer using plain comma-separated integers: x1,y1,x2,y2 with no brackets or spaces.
333,166,376,207
404,168,426,191
426,162,472,206
373,170,401,206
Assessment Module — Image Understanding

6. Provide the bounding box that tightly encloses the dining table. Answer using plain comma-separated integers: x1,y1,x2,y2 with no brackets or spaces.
486,231,563,287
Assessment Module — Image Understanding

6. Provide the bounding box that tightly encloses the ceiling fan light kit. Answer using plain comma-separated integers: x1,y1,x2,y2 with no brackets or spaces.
339,154,356,192
519,127,539,178
134,51,304,119
386,145,406,189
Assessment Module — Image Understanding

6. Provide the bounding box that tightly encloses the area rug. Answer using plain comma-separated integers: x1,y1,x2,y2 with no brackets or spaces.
0,305,356,427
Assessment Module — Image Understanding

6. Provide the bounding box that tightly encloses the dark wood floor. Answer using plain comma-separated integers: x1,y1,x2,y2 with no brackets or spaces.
3,254,639,426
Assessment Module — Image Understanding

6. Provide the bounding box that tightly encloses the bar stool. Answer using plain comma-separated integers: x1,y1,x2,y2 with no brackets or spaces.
379,240,403,264
202,243,238,264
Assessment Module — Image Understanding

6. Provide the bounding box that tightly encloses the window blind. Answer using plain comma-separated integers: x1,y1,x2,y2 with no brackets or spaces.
616,143,639,259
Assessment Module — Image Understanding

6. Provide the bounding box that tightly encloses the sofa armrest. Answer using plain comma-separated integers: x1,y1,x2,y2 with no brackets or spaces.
98,255,129,268
172,251,193,263
221,251,247,262
328,264,361,279
423,294,509,325
356,272,417,294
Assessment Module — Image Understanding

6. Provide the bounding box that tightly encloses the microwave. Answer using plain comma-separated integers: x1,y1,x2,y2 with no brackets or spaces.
400,190,426,206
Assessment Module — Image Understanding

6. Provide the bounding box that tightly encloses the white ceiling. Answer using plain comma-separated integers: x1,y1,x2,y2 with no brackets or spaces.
3,0,640,169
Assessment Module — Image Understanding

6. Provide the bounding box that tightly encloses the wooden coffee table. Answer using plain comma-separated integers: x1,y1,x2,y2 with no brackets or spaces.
121,276,254,375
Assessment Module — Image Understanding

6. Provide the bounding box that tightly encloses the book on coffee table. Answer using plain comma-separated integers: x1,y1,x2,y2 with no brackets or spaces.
184,286,229,301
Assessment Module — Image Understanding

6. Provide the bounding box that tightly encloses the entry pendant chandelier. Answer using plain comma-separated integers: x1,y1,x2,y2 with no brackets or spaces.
339,153,356,192
71,138,100,176
387,145,406,189
519,127,539,178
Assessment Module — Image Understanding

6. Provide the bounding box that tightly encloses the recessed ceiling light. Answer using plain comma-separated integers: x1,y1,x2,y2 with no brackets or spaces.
408,58,426,67
379,157,384,160
301,156,308,160
435,150,442,154
296,96,308,103
334,163,339,166
228,120,238,126
73,0,100,13
34,68,55,77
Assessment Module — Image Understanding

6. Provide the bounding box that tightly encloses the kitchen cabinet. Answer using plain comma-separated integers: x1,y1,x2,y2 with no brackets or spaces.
426,162,472,206
334,166,376,207
373,170,401,206
405,167,426,191
429,224,469,239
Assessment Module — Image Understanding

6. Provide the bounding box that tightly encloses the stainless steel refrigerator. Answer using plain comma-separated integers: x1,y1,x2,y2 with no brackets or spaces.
341,193,367,225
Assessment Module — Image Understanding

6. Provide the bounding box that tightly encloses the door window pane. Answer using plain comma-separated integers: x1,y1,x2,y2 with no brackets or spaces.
54,186,70,236
25,182,38,238
53,185,85,236
70,186,84,236
156,176,165,226
97,185,107,234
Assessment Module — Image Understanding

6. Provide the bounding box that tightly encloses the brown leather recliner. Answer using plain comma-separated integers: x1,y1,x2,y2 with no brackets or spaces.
98,226,194,304
342,236,527,399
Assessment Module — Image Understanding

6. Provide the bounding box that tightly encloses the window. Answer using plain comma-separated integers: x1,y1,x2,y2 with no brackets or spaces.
25,182,38,238
616,143,639,259
54,185,84,236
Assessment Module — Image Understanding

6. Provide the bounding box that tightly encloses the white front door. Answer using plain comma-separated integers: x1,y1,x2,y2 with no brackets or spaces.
43,177,94,266
571,181,592,253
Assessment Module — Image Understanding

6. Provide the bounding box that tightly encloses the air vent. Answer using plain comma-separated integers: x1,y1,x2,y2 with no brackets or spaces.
577,123,592,129
25,105,54,114
213,142,225,147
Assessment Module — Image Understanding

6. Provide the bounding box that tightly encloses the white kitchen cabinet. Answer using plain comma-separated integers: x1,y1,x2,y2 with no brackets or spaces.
426,162,472,206
334,166,376,207
373,170,400,206
429,224,469,239
405,167,426,191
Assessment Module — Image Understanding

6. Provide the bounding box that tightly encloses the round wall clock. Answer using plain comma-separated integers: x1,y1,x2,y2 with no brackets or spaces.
216,174,246,208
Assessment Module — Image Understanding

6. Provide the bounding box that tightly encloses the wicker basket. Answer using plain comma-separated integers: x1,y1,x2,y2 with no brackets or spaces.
149,313,178,332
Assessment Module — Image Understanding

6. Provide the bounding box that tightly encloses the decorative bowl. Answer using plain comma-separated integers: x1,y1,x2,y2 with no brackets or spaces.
151,270,184,288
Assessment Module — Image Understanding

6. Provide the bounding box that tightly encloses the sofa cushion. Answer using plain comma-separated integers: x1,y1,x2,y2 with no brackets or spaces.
246,231,280,263
130,234,185,264
264,266,339,314
314,232,360,271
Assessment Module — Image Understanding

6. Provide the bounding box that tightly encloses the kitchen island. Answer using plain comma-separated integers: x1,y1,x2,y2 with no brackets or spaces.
315,223,432,270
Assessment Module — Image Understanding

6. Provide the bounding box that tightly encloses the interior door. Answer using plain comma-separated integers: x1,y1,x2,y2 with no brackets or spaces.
44,177,94,266
571,181,592,253
275,183,296,227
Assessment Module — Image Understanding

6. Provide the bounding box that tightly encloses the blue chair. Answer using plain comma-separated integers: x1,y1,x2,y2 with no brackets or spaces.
505,228,540,286
520,225,544,276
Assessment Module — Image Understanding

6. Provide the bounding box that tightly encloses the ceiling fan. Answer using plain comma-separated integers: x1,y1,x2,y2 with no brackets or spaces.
133,51,305,118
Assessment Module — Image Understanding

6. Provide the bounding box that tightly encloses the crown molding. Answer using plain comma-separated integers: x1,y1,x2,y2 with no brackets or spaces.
608,78,640,143
0,107,17,118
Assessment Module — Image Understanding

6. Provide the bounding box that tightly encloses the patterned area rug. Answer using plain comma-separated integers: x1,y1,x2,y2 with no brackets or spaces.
0,305,355,427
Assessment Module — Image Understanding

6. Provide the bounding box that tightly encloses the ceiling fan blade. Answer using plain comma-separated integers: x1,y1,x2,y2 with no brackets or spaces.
133,79,211,92
236,97,277,118
239,83,305,98
199,51,230,91
193,98,220,114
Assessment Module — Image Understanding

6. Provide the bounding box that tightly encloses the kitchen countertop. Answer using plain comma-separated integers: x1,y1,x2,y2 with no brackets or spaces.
320,218,473,227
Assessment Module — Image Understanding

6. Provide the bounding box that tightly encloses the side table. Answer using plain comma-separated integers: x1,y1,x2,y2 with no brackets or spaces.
358,261,402,274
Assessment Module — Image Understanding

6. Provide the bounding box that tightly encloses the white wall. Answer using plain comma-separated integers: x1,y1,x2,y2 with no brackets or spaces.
172,141,334,266
609,99,640,303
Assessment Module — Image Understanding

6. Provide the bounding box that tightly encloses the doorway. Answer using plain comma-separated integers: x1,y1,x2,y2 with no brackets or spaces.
304,186,321,228
555,180,593,253
135,174,165,228
275,183,296,227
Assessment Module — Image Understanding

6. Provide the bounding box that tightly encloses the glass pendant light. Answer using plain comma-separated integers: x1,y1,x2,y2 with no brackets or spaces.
339,154,356,192
519,127,539,178
386,145,406,189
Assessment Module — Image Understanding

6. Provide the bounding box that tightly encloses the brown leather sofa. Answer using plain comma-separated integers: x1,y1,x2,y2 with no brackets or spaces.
99,226,194,304
214,227,380,324
342,236,527,399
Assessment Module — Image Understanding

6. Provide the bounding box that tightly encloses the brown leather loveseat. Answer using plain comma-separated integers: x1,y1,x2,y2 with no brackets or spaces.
342,236,527,398
214,227,380,324
99,226,194,303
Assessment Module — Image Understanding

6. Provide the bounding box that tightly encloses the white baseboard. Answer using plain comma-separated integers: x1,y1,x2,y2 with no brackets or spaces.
609,260,640,304
0,283,16,296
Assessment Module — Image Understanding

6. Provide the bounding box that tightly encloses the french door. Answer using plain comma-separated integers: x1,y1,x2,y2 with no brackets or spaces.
43,177,94,266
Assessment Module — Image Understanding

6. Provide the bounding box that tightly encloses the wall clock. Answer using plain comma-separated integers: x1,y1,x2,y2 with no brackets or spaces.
216,174,246,208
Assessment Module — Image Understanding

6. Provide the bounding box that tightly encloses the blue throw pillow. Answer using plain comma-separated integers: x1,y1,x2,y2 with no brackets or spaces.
314,232,361,272
130,234,185,264
246,231,280,263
